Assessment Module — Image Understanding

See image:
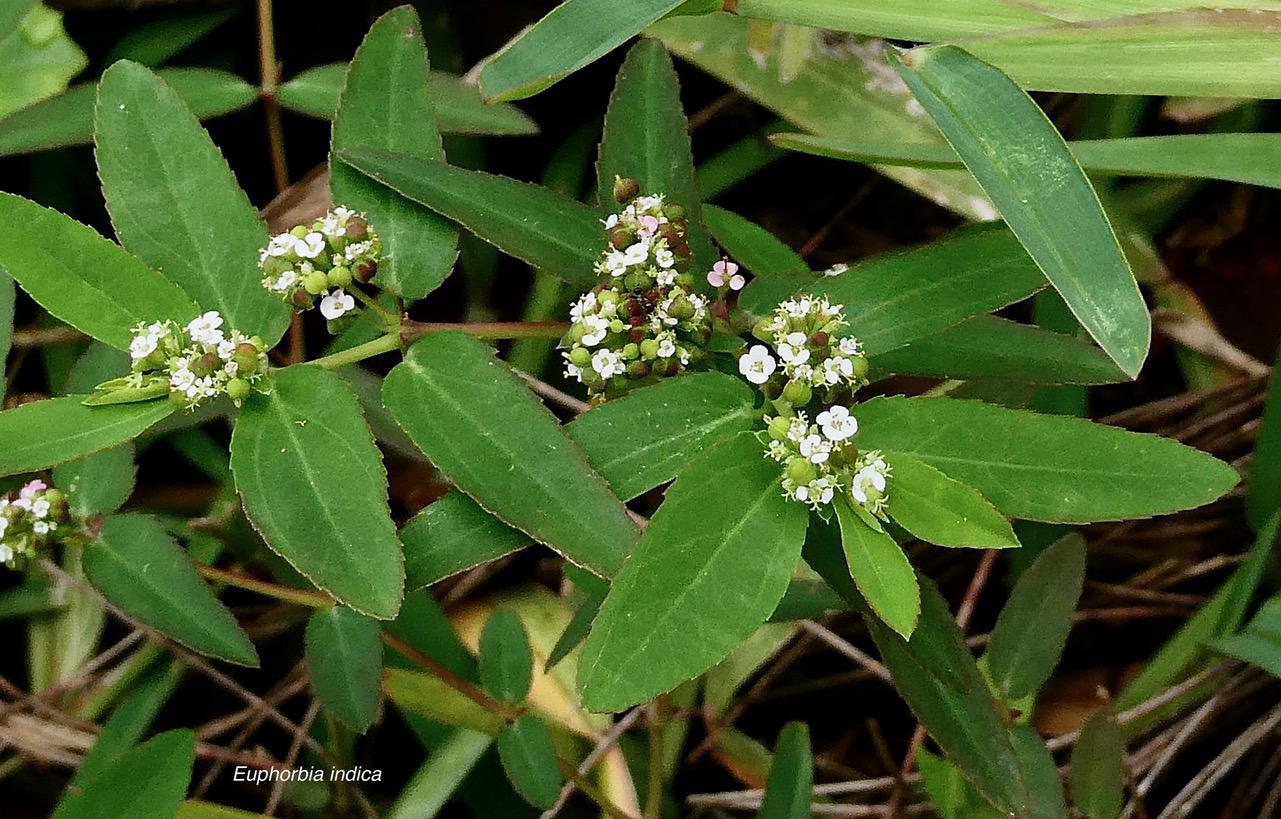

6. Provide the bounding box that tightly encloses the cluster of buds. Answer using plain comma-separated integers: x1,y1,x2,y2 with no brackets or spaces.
0,480,67,568
258,207,379,322
561,184,713,399
739,295,869,404
91,312,269,410
762,409,891,514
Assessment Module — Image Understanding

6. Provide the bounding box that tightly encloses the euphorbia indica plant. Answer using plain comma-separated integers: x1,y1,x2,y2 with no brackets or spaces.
0,6,1247,818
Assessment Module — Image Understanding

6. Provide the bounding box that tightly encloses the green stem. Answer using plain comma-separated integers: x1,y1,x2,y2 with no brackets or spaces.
401,320,568,342
305,334,402,371
196,564,331,609
347,285,400,327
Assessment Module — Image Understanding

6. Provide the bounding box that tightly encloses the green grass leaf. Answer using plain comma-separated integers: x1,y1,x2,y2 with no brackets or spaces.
775,132,1281,190
230,366,404,619
834,499,920,639
95,61,290,345
0,396,173,478
478,0,684,102
339,147,602,290
387,729,493,819
306,605,383,731
883,455,1019,550
399,371,757,587
597,39,715,269
578,433,809,712
792,225,1045,355
51,730,194,819
277,63,538,136
985,534,1086,700
758,722,813,819
496,715,563,809
384,331,639,578
383,667,505,735
331,8,459,300
871,315,1125,385
478,609,534,704
85,514,257,666
0,69,257,158
0,192,200,350
1012,724,1070,819
1249,353,1281,532
855,396,1238,523
1070,709,1125,819
892,46,1149,378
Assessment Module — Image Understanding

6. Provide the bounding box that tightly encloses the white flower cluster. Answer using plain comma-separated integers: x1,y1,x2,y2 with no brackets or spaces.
562,191,714,399
0,480,66,568
258,207,380,321
738,296,868,393
109,312,269,410
762,408,890,513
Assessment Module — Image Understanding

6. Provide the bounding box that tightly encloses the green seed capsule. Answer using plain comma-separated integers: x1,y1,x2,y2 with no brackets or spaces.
639,338,660,360
569,346,591,368
781,380,812,407
850,355,870,382
303,272,329,296
787,458,817,485
621,343,639,360
768,416,792,441
226,378,251,402
328,265,353,288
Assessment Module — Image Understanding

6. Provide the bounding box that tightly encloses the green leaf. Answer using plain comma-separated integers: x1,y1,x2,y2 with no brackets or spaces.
176,802,268,819
803,526,1030,815
305,605,383,732
73,662,180,788
0,192,201,349
1070,708,1125,819
1011,724,1070,819
854,396,1239,523
871,315,1125,385
566,371,759,501
339,147,602,290
401,491,532,590
597,39,715,269
0,1,37,40
331,8,459,300
384,331,639,578
276,63,539,136
103,8,234,67
579,433,809,712
85,514,257,665
1249,351,1281,532
497,715,563,809
891,46,1149,378
834,499,920,639
757,722,813,819
1213,594,1281,679
94,61,290,345
647,13,994,221
883,454,1019,550
0,69,257,158
478,609,534,704
0,396,173,478
53,445,135,517
383,667,505,735
985,535,1085,701
774,132,1281,191
478,0,684,102
787,225,1045,355
230,366,404,619
51,730,194,819
0,272,13,401
0,3,85,119
387,728,493,819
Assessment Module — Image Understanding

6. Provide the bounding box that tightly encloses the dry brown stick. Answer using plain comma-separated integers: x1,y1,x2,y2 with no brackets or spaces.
541,707,646,819
799,620,892,683
265,699,321,815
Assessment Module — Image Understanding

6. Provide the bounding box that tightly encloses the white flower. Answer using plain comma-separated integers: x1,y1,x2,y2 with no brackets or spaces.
824,356,855,385
654,247,675,269
603,214,620,229
32,521,51,535
766,440,789,461
777,342,810,367
786,414,810,443
591,349,624,378
807,478,836,506
294,232,326,259
784,298,812,319
129,332,158,360
0,518,8,539
0,543,12,564
30,499,50,519
217,338,238,360
738,345,777,385
170,363,196,395
817,406,858,442
850,459,890,507
654,267,678,287
580,315,610,347
570,292,598,322
602,250,628,276
319,290,356,320
264,234,294,258
838,336,862,356
272,270,298,292
823,263,849,277
622,241,650,266
564,362,582,380
187,312,225,346
344,241,372,261
657,336,676,358
798,434,831,464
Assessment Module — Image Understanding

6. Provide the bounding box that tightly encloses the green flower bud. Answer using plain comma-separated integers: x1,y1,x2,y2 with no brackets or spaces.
621,343,639,360
226,378,251,402
42,488,65,507
303,272,329,296
569,346,591,368
613,176,640,204
850,355,870,382
290,225,309,239
169,390,189,407
668,297,695,321
781,380,812,407
327,265,353,288
623,271,647,291
768,416,792,441
639,338,660,359
609,319,626,334
786,458,817,486
570,323,588,343
598,289,620,307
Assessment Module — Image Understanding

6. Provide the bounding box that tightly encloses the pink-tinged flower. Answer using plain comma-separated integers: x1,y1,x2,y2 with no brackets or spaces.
636,214,660,238
707,259,742,289
19,481,46,501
